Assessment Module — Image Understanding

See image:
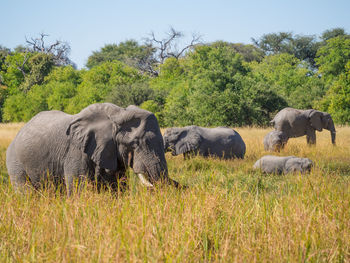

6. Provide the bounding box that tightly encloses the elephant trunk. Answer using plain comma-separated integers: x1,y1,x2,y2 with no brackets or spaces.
327,119,336,145
133,147,171,185
331,130,336,145
141,149,184,188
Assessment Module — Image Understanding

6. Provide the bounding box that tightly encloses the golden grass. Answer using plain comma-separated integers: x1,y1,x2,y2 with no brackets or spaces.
0,124,349,262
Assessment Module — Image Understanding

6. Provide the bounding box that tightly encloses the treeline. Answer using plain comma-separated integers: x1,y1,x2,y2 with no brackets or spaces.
0,28,350,126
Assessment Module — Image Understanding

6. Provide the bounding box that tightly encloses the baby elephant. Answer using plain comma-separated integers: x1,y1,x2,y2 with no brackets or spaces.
253,155,313,174
163,125,246,159
263,131,288,152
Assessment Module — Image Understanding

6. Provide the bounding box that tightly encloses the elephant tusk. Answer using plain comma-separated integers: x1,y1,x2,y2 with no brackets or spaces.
137,173,154,187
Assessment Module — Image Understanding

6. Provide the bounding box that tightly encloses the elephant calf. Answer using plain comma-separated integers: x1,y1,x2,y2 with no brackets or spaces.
163,125,246,159
253,155,313,174
263,131,288,152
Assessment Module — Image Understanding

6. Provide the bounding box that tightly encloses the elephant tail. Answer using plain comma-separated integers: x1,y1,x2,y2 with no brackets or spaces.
269,120,275,127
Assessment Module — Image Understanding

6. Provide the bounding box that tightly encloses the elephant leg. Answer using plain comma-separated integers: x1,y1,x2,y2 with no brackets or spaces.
306,129,316,145
9,170,33,193
7,148,35,193
64,174,88,196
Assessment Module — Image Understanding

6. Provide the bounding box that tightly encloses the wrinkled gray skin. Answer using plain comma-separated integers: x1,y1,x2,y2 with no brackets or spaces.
253,155,313,174
263,130,289,152
163,126,246,159
6,103,179,195
271,107,336,145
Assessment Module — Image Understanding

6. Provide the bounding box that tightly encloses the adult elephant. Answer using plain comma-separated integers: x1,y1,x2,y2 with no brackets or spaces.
271,107,336,145
6,103,180,195
163,126,246,159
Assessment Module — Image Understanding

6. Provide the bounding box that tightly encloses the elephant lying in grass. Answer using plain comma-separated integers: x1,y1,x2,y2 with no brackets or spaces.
6,103,181,195
271,107,336,145
263,130,288,152
253,155,313,174
163,125,246,159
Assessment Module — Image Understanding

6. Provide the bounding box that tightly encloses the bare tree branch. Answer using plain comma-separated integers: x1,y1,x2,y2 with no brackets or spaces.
144,27,202,76
25,33,72,66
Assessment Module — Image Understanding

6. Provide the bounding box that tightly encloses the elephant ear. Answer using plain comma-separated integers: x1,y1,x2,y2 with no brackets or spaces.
66,111,118,171
309,110,323,131
174,129,202,155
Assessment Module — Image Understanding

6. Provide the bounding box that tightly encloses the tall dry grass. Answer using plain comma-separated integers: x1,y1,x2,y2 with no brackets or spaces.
0,124,349,262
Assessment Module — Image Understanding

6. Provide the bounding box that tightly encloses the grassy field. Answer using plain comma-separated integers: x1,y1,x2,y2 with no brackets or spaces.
0,123,349,262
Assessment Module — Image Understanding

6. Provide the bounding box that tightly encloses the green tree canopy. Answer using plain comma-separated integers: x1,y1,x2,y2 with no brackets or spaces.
252,32,320,67
86,40,156,74
67,61,145,113
162,43,283,126
249,53,325,109
316,36,350,81
321,27,347,41
318,61,350,124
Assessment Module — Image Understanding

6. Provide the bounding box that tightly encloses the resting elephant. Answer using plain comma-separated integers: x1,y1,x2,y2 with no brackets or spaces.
6,103,180,195
271,107,336,145
163,126,246,159
253,155,313,174
263,130,288,152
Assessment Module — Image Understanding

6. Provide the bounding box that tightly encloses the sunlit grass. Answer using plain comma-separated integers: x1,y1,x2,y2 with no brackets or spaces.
0,124,349,262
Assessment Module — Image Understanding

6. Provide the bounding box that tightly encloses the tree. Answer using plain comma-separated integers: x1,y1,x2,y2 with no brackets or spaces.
252,32,294,54
66,61,145,113
25,33,73,66
249,53,325,109
321,28,347,42
0,34,73,96
44,66,82,111
163,43,250,126
0,45,10,74
86,40,156,74
1,65,82,122
317,61,350,124
20,53,55,92
163,81,192,126
144,27,202,76
2,93,27,122
1,52,31,92
316,36,350,81
226,42,265,62
252,32,319,67
106,81,154,108
86,28,201,76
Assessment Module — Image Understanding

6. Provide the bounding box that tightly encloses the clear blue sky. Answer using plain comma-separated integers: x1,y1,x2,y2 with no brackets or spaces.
2,0,350,69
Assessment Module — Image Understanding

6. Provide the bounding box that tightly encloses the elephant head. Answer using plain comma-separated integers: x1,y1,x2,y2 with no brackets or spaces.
308,110,336,144
68,103,179,188
163,126,202,156
285,157,313,174
321,112,336,145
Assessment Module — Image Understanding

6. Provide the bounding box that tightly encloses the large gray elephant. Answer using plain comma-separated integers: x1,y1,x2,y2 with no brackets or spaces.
253,155,313,174
271,107,336,145
6,103,180,195
163,126,246,159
